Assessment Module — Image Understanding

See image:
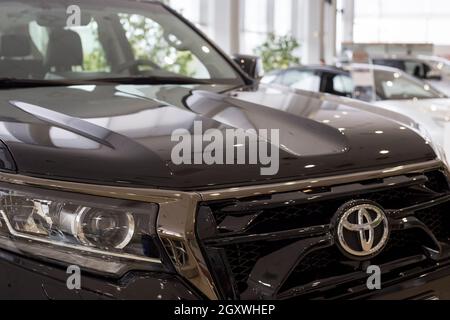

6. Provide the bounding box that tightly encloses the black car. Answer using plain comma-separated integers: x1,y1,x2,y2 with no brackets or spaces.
0,0,449,301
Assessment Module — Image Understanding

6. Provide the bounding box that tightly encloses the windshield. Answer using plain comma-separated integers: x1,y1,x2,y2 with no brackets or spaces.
374,69,444,100
0,0,242,84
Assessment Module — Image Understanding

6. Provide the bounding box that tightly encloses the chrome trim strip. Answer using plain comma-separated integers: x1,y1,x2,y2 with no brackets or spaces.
0,172,184,202
199,160,443,201
0,159,444,300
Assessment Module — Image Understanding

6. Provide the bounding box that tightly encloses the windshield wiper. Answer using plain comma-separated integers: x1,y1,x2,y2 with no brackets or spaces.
87,76,216,85
0,78,95,89
0,76,221,89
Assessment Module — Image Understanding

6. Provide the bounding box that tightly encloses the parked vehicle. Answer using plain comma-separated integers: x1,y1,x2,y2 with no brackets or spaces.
263,64,450,166
0,0,449,300
371,55,450,96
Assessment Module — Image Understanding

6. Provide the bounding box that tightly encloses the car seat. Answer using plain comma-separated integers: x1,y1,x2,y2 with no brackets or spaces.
0,34,46,79
45,29,84,79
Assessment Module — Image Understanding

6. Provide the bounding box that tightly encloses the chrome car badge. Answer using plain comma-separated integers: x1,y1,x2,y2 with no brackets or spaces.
332,200,390,259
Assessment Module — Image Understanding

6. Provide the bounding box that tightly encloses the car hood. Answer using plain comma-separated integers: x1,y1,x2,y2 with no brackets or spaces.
374,98,450,141
376,98,450,119
0,84,435,190
374,97,450,166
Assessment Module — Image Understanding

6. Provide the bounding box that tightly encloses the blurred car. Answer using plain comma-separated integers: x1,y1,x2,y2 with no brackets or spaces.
262,64,450,165
262,65,355,97
371,55,450,96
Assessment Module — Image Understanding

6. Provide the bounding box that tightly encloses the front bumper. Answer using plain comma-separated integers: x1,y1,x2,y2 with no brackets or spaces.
0,249,200,300
2,246,450,300
366,263,450,300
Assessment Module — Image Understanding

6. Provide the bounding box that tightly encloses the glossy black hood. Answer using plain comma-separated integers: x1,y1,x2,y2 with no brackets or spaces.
0,83,436,190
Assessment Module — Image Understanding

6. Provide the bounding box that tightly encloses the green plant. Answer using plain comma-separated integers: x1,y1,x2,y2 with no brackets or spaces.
254,33,301,72
118,13,195,77
84,48,108,72
80,22,109,72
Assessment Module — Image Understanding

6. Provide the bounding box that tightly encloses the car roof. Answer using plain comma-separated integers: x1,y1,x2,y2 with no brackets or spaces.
274,65,348,75
279,63,405,75
370,55,427,63
345,63,406,73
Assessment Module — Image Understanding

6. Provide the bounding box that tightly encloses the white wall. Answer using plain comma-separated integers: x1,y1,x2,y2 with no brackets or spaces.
354,0,450,45
167,0,340,65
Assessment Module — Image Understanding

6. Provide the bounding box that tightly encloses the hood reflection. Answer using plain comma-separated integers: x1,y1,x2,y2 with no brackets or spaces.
0,83,436,189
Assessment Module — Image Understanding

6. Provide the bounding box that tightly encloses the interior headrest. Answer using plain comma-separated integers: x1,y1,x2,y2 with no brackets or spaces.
0,34,31,58
46,29,83,71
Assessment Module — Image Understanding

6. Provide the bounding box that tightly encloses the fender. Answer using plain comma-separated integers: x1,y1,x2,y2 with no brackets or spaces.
0,139,16,172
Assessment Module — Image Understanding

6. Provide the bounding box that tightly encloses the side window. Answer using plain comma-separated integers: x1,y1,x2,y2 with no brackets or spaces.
260,73,280,84
405,61,426,79
281,70,321,92
405,61,431,79
332,74,354,96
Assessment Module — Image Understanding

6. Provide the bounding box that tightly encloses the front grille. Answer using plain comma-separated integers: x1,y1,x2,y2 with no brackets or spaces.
224,243,261,291
196,169,450,300
416,203,450,242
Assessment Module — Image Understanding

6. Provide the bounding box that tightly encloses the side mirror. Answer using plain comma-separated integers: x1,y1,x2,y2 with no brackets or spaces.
232,54,264,80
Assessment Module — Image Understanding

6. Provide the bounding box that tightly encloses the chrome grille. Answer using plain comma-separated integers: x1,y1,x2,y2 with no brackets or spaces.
196,169,450,300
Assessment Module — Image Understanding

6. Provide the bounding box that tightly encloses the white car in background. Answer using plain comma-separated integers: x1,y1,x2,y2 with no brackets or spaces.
371,55,450,96
263,63,450,165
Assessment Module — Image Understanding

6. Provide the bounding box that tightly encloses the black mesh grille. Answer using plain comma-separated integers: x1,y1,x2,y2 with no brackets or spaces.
197,170,450,299
224,243,261,292
248,202,335,234
423,170,450,193
415,203,450,242
288,248,355,286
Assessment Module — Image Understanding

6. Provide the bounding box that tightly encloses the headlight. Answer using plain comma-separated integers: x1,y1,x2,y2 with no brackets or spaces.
0,184,166,276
